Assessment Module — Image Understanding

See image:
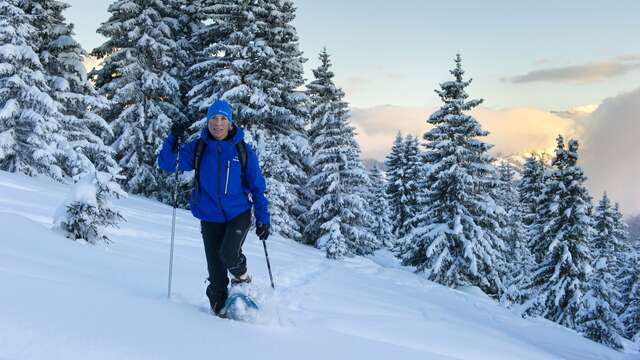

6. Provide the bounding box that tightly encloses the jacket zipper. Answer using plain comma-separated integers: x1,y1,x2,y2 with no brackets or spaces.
225,160,230,195
217,143,227,221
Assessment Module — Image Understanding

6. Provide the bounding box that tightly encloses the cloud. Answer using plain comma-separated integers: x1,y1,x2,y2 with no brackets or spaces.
580,87,640,216
472,107,580,156
504,56,640,84
551,104,598,121
350,105,430,159
616,54,640,62
350,105,578,161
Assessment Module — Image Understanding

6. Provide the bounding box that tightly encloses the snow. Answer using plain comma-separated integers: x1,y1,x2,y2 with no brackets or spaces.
0,170,636,359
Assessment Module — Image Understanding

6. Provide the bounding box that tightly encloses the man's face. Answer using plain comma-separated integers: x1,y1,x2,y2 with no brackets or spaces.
208,115,230,140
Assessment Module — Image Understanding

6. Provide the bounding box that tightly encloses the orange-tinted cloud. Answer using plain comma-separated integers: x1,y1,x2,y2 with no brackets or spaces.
350,105,579,160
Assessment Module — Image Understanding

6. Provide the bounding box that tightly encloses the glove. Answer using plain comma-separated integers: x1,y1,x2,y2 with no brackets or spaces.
170,122,187,151
170,121,187,141
256,222,270,241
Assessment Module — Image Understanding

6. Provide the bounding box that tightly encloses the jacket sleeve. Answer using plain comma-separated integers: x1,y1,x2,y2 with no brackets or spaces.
157,134,197,173
245,145,270,225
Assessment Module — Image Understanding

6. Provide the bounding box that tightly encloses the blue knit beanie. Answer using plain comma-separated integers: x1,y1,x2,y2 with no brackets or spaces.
207,99,233,125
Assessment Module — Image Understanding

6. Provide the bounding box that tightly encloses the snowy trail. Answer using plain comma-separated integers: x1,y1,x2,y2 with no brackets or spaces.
0,171,636,360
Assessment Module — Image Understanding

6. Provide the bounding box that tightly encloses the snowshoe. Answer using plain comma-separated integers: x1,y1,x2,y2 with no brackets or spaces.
222,278,259,321
222,292,259,321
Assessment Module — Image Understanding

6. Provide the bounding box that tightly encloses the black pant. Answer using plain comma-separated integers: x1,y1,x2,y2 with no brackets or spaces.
200,210,251,297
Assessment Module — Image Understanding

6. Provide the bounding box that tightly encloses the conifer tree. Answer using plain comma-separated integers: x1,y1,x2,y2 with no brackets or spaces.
497,162,533,306
574,193,624,349
518,155,545,228
400,54,505,297
620,253,640,341
577,254,624,349
55,170,126,244
90,0,188,198
384,133,421,241
524,137,593,330
613,202,639,341
611,202,630,275
529,139,566,263
0,1,66,180
28,0,117,180
593,193,627,280
367,164,394,248
398,134,423,237
303,49,376,258
385,132,405,236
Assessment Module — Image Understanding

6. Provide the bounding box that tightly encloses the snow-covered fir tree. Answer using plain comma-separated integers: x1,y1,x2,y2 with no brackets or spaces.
385,132,405,236
367,164,394,248
24,0,118,181
497,162,534,307
187,0,309,240
593,193,628,283
627,215,640,245
613,202,640,341
384,133,422,240
55,170,126,244
262,0,310,235
303,49,377,259
0,1,66,180
397,134,423,236
529,141,565,263
612,202,630,272
575,193,624,349
577,254,624,349
524,137,593,331
186,0,260,130
518,154,545,229
90,0,188,198
400,54,505,297
172,0,200,114
619,252,640,341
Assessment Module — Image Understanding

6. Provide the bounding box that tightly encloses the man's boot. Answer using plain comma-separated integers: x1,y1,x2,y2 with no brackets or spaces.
205,285,228,317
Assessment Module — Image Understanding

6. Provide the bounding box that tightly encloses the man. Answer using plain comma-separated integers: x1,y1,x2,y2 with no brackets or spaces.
158,99,270,316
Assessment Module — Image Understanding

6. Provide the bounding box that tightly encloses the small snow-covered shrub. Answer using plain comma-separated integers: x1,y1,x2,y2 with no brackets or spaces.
55,171,126,244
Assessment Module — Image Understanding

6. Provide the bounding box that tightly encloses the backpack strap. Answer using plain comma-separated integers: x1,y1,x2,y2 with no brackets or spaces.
193,138,206,192
235,140,248,189
236,140,247,176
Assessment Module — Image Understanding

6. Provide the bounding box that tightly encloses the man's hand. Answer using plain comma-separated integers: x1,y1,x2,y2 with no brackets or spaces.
256,222,270,241
171,121,187,141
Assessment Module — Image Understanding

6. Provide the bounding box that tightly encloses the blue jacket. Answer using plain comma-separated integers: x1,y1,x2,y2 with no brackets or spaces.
157,127,270,225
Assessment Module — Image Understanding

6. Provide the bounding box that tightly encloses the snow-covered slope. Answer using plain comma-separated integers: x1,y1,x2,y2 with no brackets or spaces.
0,171,636,360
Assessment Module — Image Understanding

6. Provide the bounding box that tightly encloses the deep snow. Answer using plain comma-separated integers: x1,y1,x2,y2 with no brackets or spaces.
0,170,637,360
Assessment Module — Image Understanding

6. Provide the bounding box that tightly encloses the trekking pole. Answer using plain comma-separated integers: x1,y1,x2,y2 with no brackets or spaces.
167,138,181,299
261,239,275,289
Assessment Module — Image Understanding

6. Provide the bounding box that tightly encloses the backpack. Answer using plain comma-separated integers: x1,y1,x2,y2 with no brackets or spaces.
193,138,248,194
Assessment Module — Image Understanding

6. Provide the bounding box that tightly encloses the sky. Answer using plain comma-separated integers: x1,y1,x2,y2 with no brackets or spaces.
64,0,640,215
